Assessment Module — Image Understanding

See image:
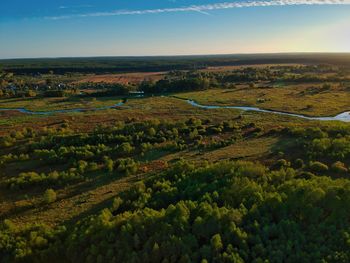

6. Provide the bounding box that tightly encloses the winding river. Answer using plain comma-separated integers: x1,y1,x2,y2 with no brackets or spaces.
0,99,349,122
186,100,350,122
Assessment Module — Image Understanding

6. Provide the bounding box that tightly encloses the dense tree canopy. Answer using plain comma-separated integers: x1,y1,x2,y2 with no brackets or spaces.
2,158,350,262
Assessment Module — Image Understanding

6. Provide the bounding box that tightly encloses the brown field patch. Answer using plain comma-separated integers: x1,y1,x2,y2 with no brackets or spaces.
74,72,166,85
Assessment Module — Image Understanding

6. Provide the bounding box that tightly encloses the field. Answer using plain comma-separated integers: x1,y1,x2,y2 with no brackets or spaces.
74,72,166,85
176,84,350,116
1,56,350,262
0,96,123,112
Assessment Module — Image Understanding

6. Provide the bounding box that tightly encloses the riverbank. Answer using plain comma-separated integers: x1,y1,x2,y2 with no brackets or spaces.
0,96,349,122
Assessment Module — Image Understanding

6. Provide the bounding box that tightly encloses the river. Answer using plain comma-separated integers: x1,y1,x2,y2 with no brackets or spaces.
0,99,349,122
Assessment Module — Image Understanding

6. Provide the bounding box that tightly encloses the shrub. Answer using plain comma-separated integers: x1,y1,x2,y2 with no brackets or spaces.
274,159,290,170
43,189,57,204
115,158,138,176
119,142,134,155
111,197,123,212
77,160,88,174
331,161,348,175
87,162,99,172
309,161,329,173
43,90,66,97
297,171,315,179
104,156,114,173
148,128,156,137
293,158,305,169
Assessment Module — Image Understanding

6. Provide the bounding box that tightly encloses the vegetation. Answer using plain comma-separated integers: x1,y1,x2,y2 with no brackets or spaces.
43,189,57,204
0,61,350,262
2,156,350,262
1,53,350,74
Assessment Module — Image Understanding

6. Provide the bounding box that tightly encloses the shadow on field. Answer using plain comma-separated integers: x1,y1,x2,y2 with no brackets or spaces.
61,173,144,226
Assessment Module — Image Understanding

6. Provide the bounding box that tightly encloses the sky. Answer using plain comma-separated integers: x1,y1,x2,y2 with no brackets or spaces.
0,0,350,59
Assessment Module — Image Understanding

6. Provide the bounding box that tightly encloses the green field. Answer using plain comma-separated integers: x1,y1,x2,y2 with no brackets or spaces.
176,84,350,116
0,96,123,111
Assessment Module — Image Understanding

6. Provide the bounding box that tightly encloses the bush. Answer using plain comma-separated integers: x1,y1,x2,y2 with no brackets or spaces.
115,158,138,176
297,171,315,179
274,159,290,169
331,161,348,175
104,156,114,173
111,197,123,212
293,158,305,169
43,90,66,97
43,189,57,204
309,161,329,173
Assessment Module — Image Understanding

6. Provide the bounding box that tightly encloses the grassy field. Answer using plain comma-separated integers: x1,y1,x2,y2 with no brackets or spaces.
0,96,123,111
176,84,350,116
1,94,332,137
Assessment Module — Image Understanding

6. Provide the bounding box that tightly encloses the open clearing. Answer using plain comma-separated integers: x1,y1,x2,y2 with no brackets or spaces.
74,72,166,84
176,85,350,116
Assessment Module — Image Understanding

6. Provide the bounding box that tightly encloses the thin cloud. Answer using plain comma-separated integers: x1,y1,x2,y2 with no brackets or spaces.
58,5,93,10
47,0,350,20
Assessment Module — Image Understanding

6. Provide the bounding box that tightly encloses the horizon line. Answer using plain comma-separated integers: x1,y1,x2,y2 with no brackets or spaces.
1,51,350,61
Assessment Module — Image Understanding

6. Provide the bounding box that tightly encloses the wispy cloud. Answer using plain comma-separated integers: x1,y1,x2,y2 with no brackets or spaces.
58,5,93,10
47,0,350,20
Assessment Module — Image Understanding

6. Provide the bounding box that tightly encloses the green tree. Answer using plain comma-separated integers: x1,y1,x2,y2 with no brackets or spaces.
104,157,114,173
211,234,223,252
43,189,57,204
148,127,157,137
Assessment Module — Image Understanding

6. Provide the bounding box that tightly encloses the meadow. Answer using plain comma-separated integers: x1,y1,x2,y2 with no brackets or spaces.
175,82,350,116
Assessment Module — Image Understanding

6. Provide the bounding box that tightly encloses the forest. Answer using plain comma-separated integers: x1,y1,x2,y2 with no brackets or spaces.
1,53,350,74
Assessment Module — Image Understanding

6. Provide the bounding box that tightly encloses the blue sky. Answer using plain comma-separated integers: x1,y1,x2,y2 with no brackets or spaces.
1,0,350,59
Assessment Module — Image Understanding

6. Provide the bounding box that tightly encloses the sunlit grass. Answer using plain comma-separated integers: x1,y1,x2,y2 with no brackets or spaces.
176,84,350,116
